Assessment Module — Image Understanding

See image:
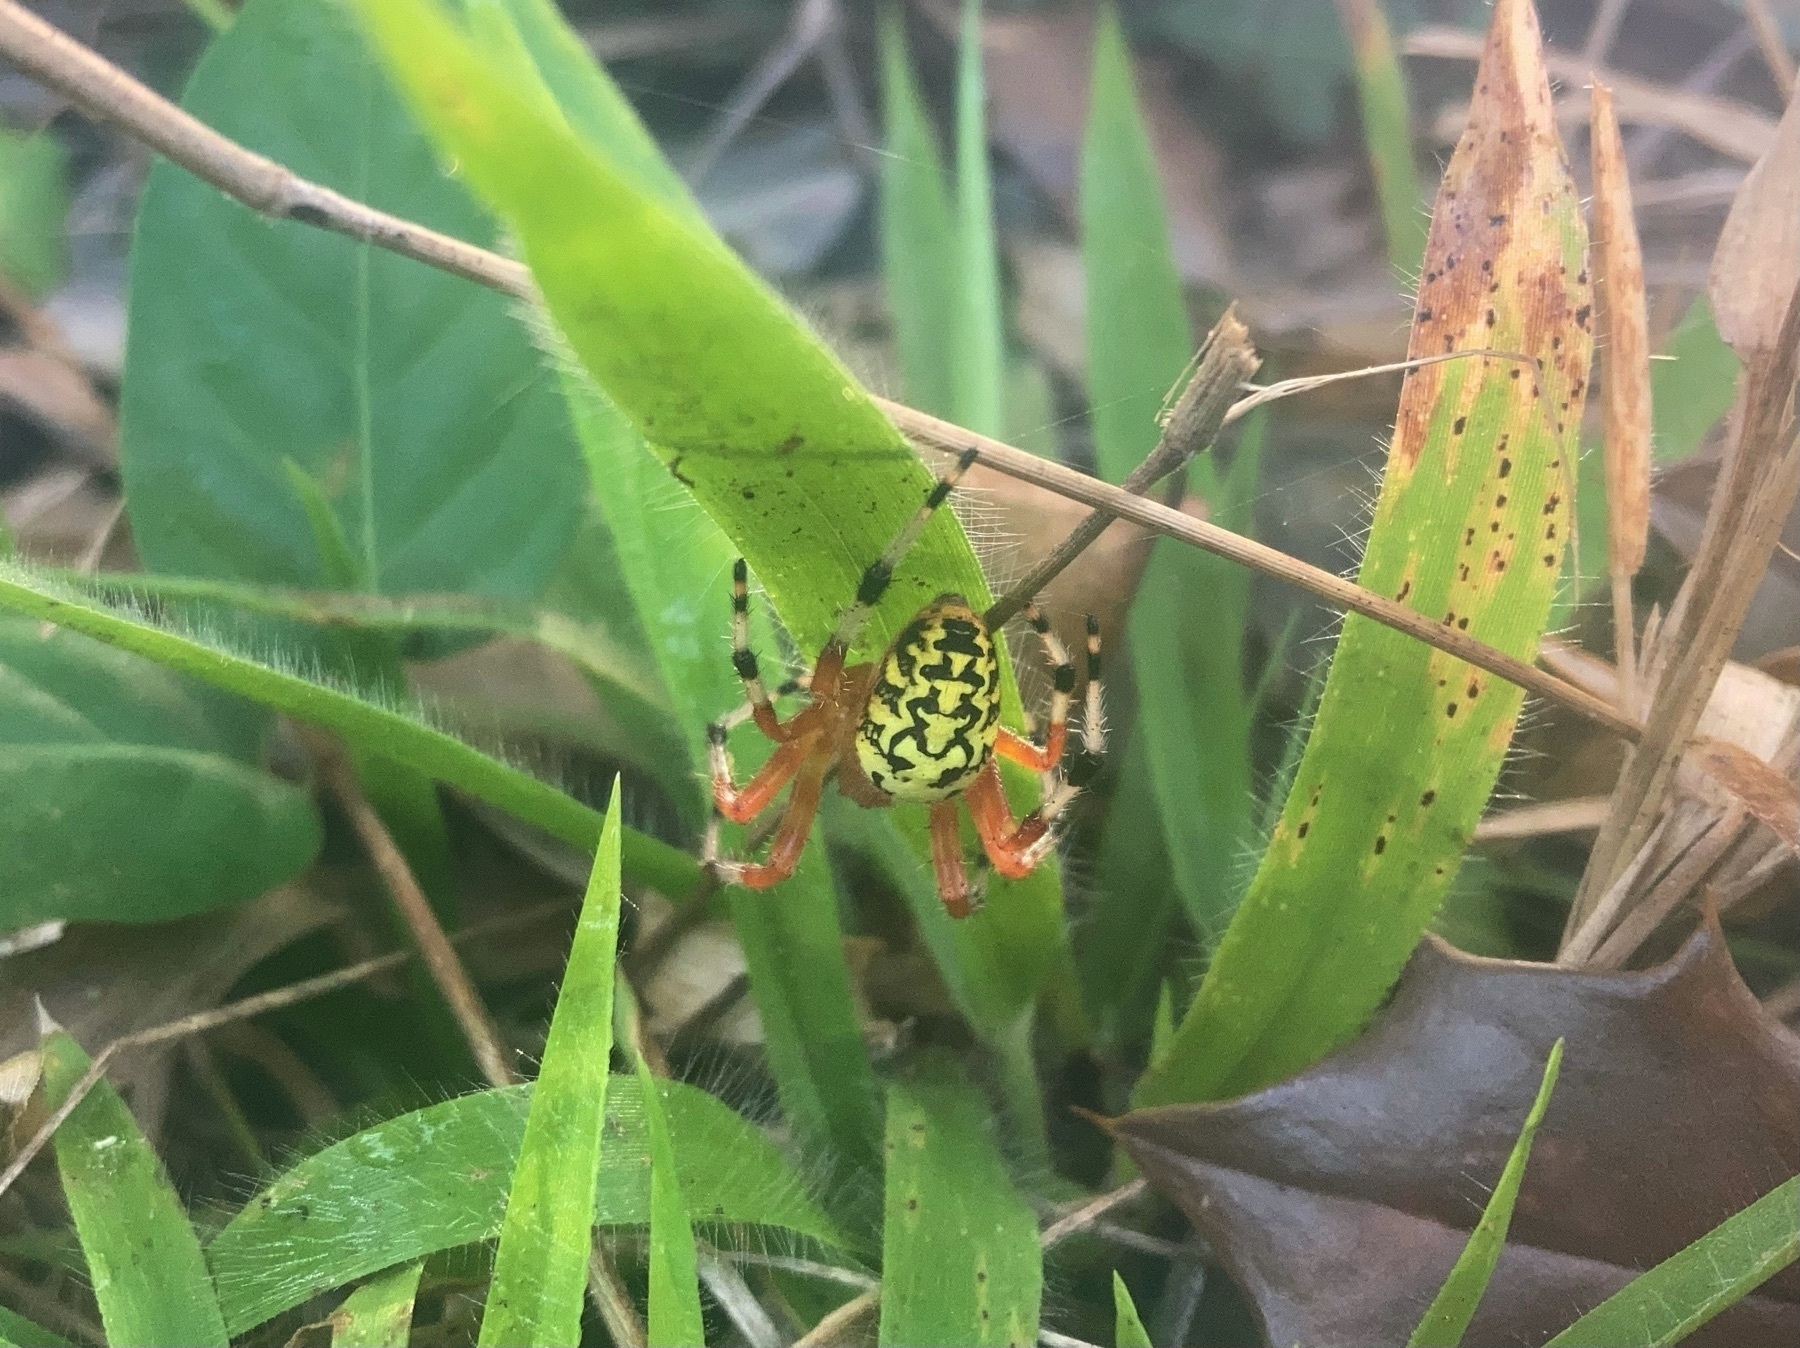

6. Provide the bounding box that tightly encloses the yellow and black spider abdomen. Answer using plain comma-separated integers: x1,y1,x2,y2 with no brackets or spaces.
855,598,1002,803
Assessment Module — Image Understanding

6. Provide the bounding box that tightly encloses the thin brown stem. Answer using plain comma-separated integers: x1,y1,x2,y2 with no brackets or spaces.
1611,567,1638,715
795,1288,878,1347
885,399,1643,742
1039,1177,1149,1250
0,0,1642,743
319,751,516,1089
0,903,568,1203
0,1,527,295
985,310,1260,629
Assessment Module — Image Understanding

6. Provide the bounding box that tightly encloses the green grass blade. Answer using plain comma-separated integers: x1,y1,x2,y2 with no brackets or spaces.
727,845,882,1173
0,561,700,899
952,0,1006,437
1337,0,1428,280
39,1029,228,1347
1136,0,1592,1106
878,1056,1041,1346
279,458,366,590
1650,295,1740,465
879,6,959,418
69,567,671,717
1112,1271,1153,1348
346,0,1070,1059
498,9,881,1169
0,1306,71,1348
481,782,625,1346
1081,6,1258,947
331,1262,424,1347
1081,4,1190,486
635,1058,706,1347
206,1077,844,1337
1408,1039,1563,1347
1545,1176,1799,1348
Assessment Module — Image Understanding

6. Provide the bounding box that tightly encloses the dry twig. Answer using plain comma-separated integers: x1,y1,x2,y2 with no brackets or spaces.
318,749,516,1089
0,1,1644,745
0,6,1646,744
985,311,1259,628
0,902,568,1202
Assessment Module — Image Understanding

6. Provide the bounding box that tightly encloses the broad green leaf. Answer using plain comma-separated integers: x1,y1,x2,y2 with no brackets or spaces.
879,5,959,419
952,0,1006,437
205,1076,845,1337
1338,0,1428,280
481,783,625,1346
0,1306,70,1348
331,1261,423,1347
346,0,1070,1058
878,1057,1040,1346
1547,1175,1799,1347
1409,1039,1563,1347
1650,295,1739,464
1112,1271,1153,1348
476,0,880,1169
1138,0,1592,1105
1082,9,1259,946
0,562,700,899
119,0,583,601
0,617,319,926
0,127,66,297
637,1058,706,1348
40,1030,227,1347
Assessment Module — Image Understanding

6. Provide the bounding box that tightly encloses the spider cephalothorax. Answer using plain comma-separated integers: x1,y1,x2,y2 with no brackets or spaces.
703,450,1105,917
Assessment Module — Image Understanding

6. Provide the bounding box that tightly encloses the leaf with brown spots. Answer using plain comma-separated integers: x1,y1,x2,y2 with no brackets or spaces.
1112,920,1800,1346
1137,0,1592,1107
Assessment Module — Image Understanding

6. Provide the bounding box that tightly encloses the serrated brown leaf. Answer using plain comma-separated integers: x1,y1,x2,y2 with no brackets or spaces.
1111,921,1800,1347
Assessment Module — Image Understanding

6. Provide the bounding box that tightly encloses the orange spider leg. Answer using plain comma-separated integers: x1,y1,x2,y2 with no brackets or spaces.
712,756,831,890
709,728,819,825
995,724,1065,773
928,799,974,918
964,761,1052,880
994,604,1079,771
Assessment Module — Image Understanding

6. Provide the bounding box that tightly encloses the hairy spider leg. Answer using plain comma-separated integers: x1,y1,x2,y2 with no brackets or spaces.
965,615,1106,878
827,447,981,655
725,557,793,741
704,754,832,889
928,799,974,918
1069,615,1107,787
992,604,1078,772
707,725,821,825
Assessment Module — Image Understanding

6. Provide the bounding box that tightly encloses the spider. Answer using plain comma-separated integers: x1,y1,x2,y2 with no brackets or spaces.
703,449,1105,917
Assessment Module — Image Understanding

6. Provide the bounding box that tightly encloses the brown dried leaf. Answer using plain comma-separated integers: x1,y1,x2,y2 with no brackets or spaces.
1710,91,1800,358
1112,921,1800,1346
1590,82,1651,578
0,884,340,1138
1685,736,1800,853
